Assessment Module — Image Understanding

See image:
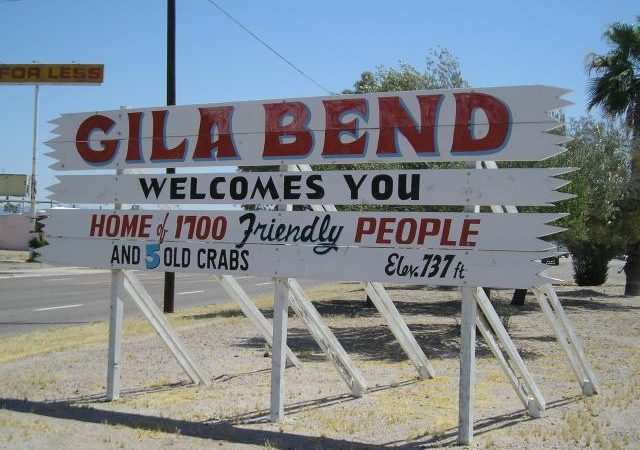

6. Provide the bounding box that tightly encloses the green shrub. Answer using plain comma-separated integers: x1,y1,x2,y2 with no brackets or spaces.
568,241,612,286
28,235,48,262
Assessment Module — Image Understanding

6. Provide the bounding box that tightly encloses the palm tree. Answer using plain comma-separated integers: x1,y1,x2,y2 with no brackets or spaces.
586,17,640,295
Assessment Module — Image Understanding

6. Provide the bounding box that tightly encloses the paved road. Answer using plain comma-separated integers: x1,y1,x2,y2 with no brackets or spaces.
0,257,627,337
0,268,327,336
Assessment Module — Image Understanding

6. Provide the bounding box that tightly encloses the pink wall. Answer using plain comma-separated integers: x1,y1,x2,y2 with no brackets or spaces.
0,214,30,251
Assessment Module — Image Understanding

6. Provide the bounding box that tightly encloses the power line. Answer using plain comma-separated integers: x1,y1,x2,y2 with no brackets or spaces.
203,0,333,95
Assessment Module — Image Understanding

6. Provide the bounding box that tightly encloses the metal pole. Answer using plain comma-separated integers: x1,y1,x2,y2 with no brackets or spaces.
163,0,176,313
30,85,40,221
28,84,40,261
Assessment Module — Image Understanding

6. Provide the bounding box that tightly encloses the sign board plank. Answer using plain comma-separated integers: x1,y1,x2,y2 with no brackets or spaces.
0,64,104,85
0,174,28,197
44,209,564,252
41,238,553,288
48,169,572,206
46,85,569,170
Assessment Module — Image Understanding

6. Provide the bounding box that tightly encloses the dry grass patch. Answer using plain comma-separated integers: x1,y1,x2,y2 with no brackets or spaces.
0,322,110,364
303,404,374,435
0,412,62,442
128,385,199,410
0,281,345,365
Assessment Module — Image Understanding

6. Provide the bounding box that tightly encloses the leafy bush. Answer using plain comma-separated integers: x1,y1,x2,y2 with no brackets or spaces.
28,235,48,262
568,241,612,286
546,118,629,285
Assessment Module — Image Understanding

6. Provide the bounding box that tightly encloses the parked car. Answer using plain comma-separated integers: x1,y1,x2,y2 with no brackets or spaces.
541,242,569,266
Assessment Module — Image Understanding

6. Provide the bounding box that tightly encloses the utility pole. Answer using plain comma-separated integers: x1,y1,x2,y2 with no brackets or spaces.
164,0,176,313
29,85,40,222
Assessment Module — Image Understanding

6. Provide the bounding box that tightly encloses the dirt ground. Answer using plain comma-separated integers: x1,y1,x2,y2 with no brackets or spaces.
0,259,638,449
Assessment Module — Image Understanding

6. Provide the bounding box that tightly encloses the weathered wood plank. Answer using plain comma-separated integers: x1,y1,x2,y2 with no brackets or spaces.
48,169,573,206
41,238,555,288
46,85,569,170
44,209,563,252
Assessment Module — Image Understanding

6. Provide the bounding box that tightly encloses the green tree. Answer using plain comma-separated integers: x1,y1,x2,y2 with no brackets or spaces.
586,17,640,294
240,47,469,212
317,47,469,212
343,47,468,94
551,117,629,285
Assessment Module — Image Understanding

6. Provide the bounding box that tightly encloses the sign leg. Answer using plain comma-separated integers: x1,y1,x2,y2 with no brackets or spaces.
106,269,124,401
270,278,289,422
458,287,477,445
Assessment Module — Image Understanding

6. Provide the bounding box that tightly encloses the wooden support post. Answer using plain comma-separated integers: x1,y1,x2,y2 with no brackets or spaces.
473,287,546,411
286,278,367,397
476,311,540,416
533,287,586,390
458,287,477,445
213,274,300,367
270,163,294,423
542,284,598,394
106,155,126,401
270,278,290,422
106,269,124,400
365,282,435,379
534,285,598,395
123,271,209,385
458,163,479,445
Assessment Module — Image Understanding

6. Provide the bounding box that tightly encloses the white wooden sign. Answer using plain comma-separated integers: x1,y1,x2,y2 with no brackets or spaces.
41,237,553,288
48,169,572,206
46,85,569,170
44,209,563,252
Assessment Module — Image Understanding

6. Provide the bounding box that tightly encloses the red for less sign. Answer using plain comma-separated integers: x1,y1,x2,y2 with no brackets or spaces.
46,85,569,170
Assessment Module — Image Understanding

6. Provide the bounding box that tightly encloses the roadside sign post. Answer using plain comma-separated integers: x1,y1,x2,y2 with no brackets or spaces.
30,84,39,224
270,164,293,423
42,85,589,442
0,63,104,257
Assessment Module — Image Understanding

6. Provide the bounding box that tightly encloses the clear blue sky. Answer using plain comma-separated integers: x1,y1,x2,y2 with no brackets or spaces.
0,0,637,200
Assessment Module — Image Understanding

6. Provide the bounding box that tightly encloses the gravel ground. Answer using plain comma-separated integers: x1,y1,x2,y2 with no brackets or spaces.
0,257,638,449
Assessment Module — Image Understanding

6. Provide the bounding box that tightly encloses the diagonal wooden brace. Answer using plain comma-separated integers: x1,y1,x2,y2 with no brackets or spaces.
473,286,545,412
286,278,367,397
123,271,209,386
534,285,599,395
476,310,541,417
365,282,435,379
213,274,300,367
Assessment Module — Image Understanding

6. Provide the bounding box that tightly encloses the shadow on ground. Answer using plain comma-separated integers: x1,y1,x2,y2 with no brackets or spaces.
0,392,582,449
184,284,637,363
176,280,640,369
